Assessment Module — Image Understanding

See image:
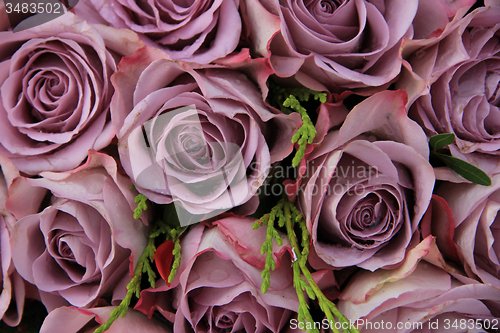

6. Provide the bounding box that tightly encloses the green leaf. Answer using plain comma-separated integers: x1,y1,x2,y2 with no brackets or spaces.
434,153,492,186
429,133,455,151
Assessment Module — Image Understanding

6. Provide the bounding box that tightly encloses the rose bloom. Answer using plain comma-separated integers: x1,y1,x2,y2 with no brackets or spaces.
7,151,149,310
111,46,300,218
435,171,500,286
266,0,478,93
39,306,171,333
402,5,500,171
298,90,434,271
136,217,298,332
75,0,241,63
0,13,142,175
338,237,500,333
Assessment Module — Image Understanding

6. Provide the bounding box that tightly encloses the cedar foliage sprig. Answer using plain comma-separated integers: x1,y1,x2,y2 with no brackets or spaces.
267,80,326,167
254,198,359,333
94,198,185,333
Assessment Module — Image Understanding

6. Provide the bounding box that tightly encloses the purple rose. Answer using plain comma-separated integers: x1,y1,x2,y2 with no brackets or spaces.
40,306,171,333
74,0,241,64
338,237,500,333
435,171,500,286
111,46,300,219
0,13,143,174
401,5,500,173
298,90,434,270
7,151,149,310
269,0,420,92
136,217,298,333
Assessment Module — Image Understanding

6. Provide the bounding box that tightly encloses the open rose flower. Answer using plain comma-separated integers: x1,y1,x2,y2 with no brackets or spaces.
40,306,171,333
0,13,143,174
402,5,500,172
338,237,500,332
135,217,298,332
298,90,434,270
7,151,149,310
435,171,500,286
112,46,300,220
75,0,241,63
268,0,420,92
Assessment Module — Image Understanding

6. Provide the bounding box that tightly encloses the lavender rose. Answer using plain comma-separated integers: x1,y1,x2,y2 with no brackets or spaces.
299,90,434,271
269,0,420,92
136,217,298,333
7,151,149,310
403,5,500,172
435,171,500,286
75,0,241,63
338,237,500,333
0,13,143,174
111,46,300,219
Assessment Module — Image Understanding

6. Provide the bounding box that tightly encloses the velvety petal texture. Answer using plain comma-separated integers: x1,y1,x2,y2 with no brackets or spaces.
403,6,500,171
0,155,26,327
435,171,500,285
136,217,297,333
39,306,171,333
338,237,500,333
7,151,149,310
299,90,434,270
270,0,418,92
111,46,301,217
0,12,143,175
75,0,242,63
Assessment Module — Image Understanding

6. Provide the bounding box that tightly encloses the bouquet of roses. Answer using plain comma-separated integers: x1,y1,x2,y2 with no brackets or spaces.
0,0,499,332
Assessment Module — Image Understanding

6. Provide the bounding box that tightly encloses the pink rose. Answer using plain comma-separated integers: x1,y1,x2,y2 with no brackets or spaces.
0,2,9,31
74,0,241,63
0,13,143,174
7,151,149,310
298,90,434,270
111,46,300,220
135,217,298,332
338,237,500,333
0,154,27,327
401,5,500,173
269,0,420,92
40,306,171,333
435,172,500,285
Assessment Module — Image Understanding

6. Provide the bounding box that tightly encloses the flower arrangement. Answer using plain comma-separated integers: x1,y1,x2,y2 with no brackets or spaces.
0,0,499,332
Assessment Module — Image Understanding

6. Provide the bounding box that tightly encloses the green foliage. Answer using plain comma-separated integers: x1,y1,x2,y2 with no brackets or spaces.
254,198,359,333
429,133,455,151
434,153,492,186
267,80,326,167
133,193,148,219
428,133,491,186
94,205,186,333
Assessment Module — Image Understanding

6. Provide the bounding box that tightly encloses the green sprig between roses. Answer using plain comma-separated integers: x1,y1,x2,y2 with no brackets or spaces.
267,80,325,167
254,198,359,333
94,198,185,333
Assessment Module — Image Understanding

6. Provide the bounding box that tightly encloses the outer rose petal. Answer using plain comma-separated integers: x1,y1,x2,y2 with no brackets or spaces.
0,13,143,174
338,237,500,332
39,306,171,333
